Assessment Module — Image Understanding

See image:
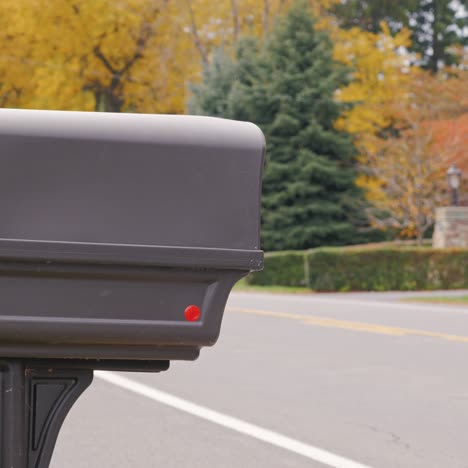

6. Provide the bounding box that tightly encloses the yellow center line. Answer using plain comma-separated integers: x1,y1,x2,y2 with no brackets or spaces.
227,306,468,344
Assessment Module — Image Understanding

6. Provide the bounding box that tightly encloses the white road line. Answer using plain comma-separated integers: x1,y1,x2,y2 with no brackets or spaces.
95,371,372,468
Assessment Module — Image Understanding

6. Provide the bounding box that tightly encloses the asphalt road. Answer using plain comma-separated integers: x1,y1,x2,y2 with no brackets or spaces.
51,290,468,468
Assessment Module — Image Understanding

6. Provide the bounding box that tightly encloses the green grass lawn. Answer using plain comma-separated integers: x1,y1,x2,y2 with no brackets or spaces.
405,295,468,305
233,277,311,294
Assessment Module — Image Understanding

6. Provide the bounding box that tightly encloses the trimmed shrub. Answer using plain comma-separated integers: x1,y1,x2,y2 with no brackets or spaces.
245,251,306,287
426,250,468,290
307,247,468,292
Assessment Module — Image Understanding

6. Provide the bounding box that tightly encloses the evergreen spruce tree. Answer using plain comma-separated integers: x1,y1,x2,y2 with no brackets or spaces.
188,38,262,121
188,49,238,118
190,1,368,251
258,1,362,250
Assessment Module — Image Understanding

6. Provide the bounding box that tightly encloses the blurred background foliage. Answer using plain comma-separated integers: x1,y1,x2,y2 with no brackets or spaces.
1,0,467,250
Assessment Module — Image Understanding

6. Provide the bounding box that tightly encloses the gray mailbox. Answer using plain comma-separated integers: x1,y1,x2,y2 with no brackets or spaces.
0,109,264,468
0,109,264,362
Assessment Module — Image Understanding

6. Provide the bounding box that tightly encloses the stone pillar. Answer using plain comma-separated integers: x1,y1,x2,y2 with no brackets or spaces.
433,207,468,248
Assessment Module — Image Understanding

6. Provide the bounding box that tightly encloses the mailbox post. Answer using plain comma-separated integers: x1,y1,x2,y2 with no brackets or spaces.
0,109,264,468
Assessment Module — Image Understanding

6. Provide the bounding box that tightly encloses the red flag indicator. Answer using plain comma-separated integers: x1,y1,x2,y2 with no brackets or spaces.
184,305,201,322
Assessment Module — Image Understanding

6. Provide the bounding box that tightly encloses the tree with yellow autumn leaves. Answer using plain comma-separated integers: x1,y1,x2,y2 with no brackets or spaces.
0,0,334,113
0,0,191,113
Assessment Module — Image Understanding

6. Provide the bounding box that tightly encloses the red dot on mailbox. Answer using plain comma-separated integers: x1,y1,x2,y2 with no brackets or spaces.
184,305,201,322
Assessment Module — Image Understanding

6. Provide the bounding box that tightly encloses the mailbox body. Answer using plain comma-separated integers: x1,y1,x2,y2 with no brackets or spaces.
0,109,264,361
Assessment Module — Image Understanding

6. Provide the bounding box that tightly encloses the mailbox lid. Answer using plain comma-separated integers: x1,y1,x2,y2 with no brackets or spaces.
0,109,265,251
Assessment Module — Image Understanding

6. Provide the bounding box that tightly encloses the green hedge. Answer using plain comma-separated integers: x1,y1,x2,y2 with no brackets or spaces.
307,247,468,291
245,251,306,287
246,246,468,291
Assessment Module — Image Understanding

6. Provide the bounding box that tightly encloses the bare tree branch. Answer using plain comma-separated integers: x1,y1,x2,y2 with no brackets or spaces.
262,0,270,35
184,0,208,68
231,0,240,43
93,45,117,74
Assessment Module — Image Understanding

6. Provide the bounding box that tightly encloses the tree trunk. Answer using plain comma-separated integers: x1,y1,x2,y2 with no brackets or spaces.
103,92,124,112
416,231,424,245
94,89,123,113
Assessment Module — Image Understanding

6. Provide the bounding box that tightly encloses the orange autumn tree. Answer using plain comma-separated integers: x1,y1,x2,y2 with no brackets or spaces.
431,112,468,173
333,21,468,241
361,70,468,242
431,113,468,206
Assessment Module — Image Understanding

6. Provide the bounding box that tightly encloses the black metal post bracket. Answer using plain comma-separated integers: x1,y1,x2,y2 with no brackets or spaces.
0,360,92,468
0,359,169,468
